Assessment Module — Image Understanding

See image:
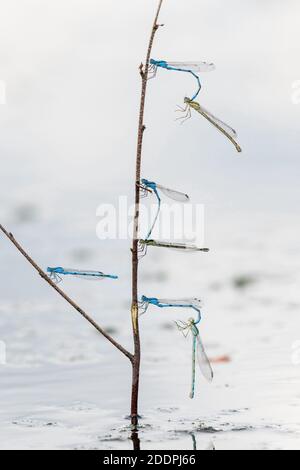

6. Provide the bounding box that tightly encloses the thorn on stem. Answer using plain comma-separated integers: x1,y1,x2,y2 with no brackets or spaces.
139,63,145,78
142,125,146,133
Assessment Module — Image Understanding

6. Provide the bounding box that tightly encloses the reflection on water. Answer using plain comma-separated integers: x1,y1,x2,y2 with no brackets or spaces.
191,432,197,450
130,429,215,451
131,431,140,451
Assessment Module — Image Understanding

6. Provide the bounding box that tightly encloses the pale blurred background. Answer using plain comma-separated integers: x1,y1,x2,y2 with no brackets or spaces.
0,0,300,450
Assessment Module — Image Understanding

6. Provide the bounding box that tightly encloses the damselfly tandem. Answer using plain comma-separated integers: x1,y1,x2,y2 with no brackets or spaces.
47,267,118,284
139,296,213,398
149,60,215,101
177,98,242,153
140,179,189,240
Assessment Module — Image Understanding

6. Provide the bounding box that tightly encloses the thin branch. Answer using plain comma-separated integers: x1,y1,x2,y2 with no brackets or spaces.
132,0,164,335
130,0,164,426
0,224,133,362
132,0,164,295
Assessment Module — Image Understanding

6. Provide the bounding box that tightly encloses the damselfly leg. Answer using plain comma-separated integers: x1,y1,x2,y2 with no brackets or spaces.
176,104,188,112
175,319,193,338
138,299,149,316
137,240,148,259
137,182,152,198
49,272,62,284
175,104,192,124
147,64,157,80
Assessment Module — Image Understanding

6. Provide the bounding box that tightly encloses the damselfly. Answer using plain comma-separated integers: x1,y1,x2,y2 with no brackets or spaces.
138,239,209,258
139,296,213,397
176,318,213,398
149,60,215,101
140,179,189,240
177,98,242,153
139,296,202,324
47,267,118,284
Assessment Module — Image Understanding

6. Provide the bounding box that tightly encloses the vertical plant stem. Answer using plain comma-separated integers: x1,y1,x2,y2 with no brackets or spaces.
131,0,164,428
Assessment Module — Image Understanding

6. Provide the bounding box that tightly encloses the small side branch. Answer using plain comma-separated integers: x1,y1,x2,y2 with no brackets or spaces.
0,224,133,362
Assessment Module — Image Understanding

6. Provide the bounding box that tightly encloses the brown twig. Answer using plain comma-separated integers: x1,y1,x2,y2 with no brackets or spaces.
130,0,164,428
0,224,133,362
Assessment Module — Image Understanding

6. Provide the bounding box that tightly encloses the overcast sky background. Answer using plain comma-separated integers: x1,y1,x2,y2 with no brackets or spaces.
0,0,299,223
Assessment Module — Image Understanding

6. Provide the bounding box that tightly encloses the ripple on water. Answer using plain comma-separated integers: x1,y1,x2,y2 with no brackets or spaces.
156,407,179,414
194,421,256,433
12,418,61,428
98,434,128,443
64,401,99,412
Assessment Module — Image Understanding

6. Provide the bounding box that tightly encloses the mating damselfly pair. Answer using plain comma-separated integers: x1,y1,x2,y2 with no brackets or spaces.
140,296,213,398
149,59,242,153
138,178,209,257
